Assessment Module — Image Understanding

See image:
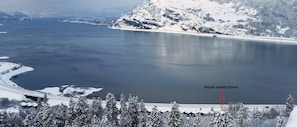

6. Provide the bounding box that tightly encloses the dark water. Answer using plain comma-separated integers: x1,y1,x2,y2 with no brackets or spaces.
1,18,297,104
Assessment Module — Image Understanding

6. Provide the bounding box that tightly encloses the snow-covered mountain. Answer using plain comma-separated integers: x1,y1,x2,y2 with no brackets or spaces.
113,0,297,38
0,12,31,21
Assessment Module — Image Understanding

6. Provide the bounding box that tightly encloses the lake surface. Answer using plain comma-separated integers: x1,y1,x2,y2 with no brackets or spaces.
1,18,297,104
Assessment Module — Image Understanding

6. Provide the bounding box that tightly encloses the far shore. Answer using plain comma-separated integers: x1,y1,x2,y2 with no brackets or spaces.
111,27,297,45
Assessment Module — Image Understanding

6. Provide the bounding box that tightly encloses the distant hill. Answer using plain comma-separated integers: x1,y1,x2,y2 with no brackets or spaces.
0,11,31,21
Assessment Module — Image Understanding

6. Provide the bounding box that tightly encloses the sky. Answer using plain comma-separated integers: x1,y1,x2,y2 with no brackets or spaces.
0,0,142,17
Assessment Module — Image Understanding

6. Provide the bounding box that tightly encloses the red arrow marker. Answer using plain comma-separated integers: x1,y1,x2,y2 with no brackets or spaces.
218,89,226,109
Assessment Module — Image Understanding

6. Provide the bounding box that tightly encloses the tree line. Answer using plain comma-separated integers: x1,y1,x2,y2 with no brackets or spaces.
0,93,295,127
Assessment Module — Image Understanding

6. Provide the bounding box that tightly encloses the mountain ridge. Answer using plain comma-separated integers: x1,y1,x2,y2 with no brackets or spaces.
113,0,297,39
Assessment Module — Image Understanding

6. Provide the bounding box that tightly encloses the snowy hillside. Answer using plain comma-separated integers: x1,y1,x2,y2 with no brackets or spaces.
113,0,297,39
0,11,31,21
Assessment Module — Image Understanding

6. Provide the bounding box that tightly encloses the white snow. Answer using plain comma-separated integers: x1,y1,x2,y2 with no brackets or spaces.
276,25,290,35
0,56,9,60
286,106,297,127
38,87,61,96
38,85,102,97
0,106,20,113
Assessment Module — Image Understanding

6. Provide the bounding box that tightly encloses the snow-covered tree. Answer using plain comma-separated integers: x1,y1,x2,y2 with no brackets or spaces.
105,93,118,126
11,113,23,127
66,97,76,125
235,103,248,127
285,94,295,116
276,115,286,127
43,93,48,104
23,113,34,127
89,97,104,121
73,96,89,127
119,94,132,127
138,99,148,127
209,112,232,127
34,103,46,127
54,103,67,127
0,111,10,127
252,107,262,120
128,94,139,127
147,106,162,127
193,113,202,127
42,103,53,127
168,102,181,127
90,115,101,127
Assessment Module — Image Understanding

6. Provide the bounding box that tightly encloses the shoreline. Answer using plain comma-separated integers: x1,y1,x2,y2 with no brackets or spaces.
111,27,297,45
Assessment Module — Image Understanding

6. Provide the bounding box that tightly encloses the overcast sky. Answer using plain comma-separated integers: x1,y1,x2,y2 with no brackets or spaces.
0,0,142,17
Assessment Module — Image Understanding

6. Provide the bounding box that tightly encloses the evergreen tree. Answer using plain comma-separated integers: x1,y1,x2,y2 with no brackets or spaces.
23,113,34,127
209,112,220,127
11,113,23,127
193,113,202,127
54,103,67,127
209,112,232,127
90,97,103,119
128,94,139,127
285,94,295,116
147,106,162,127
222,113,232,127
43,93,48,104
276,115,285,127
235,103,248,127
73,96,89,127
252,107,262,120
34,103,46,127
105,93,118,126
42,103,53,127
138,100,148,127
90,115,101,127
66,97,76,125
119,94,132,127
0,111,10,127
168,102,181,127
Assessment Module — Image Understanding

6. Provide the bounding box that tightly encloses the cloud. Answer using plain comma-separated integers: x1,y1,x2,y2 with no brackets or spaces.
0,0,142,17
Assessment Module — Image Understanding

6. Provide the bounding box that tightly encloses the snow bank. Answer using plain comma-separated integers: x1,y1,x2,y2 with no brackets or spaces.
286,106,297,127
0,56,9,60
38,85,102,97
0,62,34,87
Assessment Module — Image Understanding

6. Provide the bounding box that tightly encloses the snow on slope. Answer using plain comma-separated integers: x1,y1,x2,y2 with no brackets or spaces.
286,106,297,127
38,85,102,97
113,0,297,42
113,0,258,36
